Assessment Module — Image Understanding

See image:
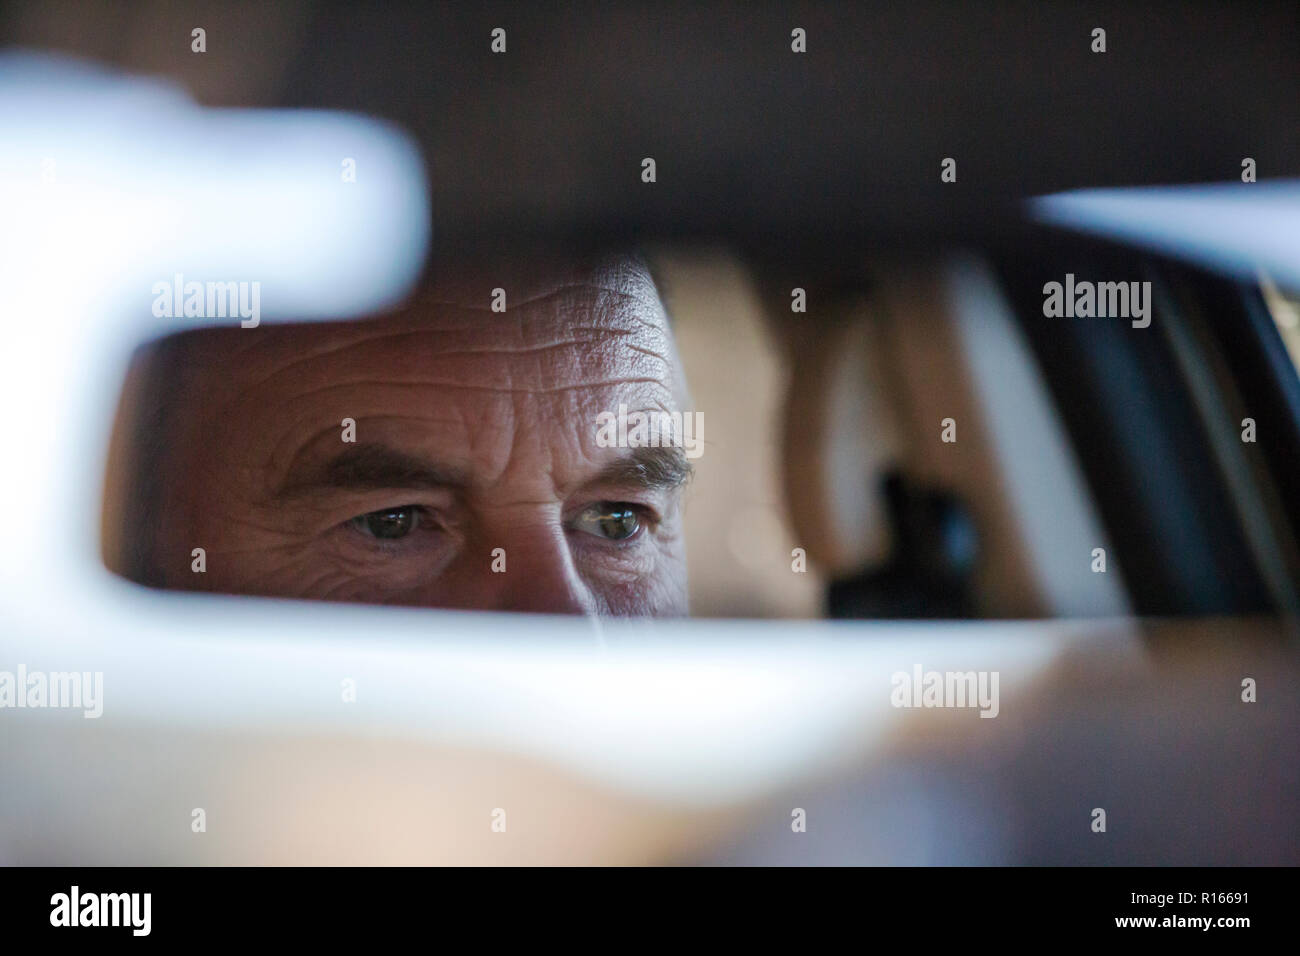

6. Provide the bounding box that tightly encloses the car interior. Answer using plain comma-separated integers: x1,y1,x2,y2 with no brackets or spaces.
2,0,1298,870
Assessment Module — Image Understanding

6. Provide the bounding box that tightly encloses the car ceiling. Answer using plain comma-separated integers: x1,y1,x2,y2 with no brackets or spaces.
9,0,1299,251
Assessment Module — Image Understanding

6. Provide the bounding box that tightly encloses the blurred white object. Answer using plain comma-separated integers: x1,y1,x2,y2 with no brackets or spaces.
0,52,429,591
1031,180,1300,288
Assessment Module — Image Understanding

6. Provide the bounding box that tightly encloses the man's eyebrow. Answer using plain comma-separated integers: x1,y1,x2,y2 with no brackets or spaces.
587,445,694,491
277,442,691,499
278,443,468,497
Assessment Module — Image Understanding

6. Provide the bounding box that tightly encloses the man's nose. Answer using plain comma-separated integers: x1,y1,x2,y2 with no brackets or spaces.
487,525,598,616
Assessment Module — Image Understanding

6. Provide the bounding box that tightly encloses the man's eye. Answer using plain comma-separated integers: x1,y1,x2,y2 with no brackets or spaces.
572,503,641,541
350,506,422,540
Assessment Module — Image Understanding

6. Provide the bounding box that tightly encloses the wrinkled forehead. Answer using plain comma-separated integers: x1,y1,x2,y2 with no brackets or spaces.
163,252,681,401
421,251,666,320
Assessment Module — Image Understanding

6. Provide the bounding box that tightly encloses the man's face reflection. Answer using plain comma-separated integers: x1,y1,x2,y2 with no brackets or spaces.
139,255,691,616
